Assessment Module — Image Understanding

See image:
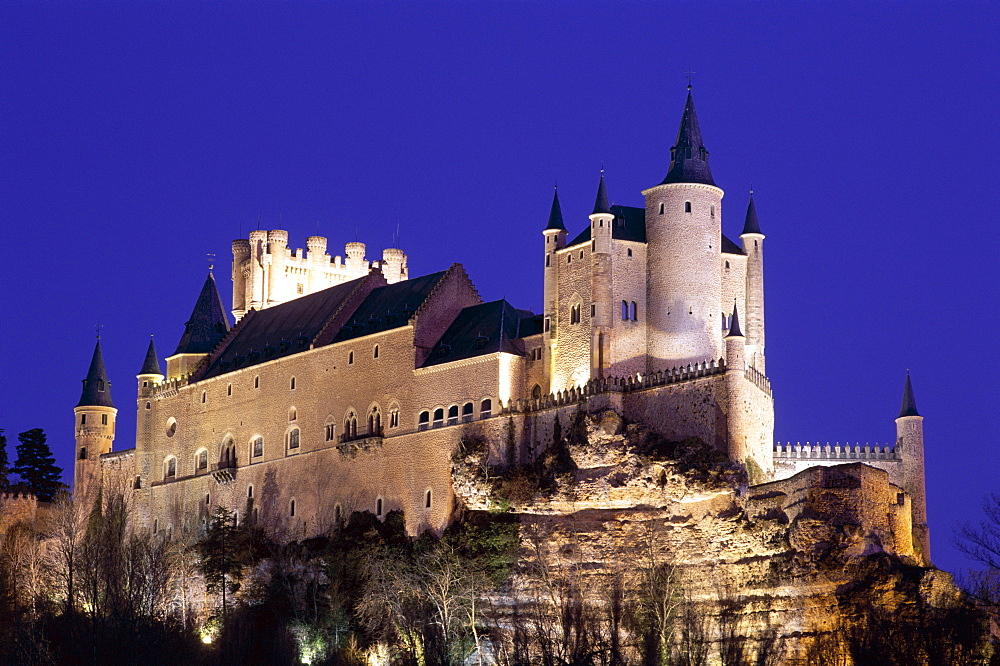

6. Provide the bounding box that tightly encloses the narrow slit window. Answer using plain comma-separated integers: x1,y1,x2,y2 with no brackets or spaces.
684,201,692,213
425,490,432,509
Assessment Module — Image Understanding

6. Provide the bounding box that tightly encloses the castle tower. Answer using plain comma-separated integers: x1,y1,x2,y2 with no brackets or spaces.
345,241,367,274
74,338,117,510
590,172,614,378
381,247,407,283
740,193,766,372
266,230,289,306
165,272,231,380
896,373,929,563
136,337,163,454
306,236,329,293
232,238,251,320
724,304,748,465
542,187,567,392
247,229,267,311
643,88,725,368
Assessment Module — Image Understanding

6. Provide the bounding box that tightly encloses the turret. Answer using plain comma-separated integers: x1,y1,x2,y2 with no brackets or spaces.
724,304,747,466
266,230,289,306
740,192,766,372
74,338,117,509
136,336,162,451
306,236,329,294
166,273,231,380
381,247,407,283
589,172,614,378
345,242,367,274
542,187,567,382
895,372,929,564
232,238,251,321
643,87,725,367
248,229,267,310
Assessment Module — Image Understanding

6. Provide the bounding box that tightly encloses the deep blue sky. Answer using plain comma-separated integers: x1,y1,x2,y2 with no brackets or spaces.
2,2,996,576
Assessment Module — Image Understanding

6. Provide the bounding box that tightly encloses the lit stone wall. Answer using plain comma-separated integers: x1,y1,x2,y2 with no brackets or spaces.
609,240,648,378
551,241,594,391
622,375,729,452
720,251,747,330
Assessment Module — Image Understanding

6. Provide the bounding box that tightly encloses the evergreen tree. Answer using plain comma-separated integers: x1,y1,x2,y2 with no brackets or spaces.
13,429,63,501
198,506,248,618
0,429,8,492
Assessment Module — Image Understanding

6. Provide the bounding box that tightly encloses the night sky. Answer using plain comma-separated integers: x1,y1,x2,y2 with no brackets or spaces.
2,2,996,577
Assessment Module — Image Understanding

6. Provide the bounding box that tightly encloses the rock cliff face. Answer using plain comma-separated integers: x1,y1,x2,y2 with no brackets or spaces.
451,409,985,663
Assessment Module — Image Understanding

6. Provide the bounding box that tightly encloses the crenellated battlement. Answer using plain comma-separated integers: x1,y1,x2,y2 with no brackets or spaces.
774,442,900,462
0,492,38,503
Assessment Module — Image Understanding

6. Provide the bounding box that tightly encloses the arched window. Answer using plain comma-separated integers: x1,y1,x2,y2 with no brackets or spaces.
425,489,432,509
461,402,474,422
166,418,177,437
145,401,151,410
432,408,444,428
531,384,542,399
251,436,263,459
389,404,400,428
447,405,459,426
288,407,297,422
376,498,383,517
621,300,628,320
630,301,637,320
164,456,176,479
196,449,208,472
570,304,581,324
325,421,336,442
480,399,492,419
287,428,300,451
418,411,430,431
368,406,382,435
345,411,358,439
684,201,692,213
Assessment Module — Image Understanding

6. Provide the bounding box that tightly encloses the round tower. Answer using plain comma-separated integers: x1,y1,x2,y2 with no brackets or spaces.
740,193,766,372
266,229,288,306
542,187,568,392
724,304,747,466
345,241,367,275
306,235,328,293
74,339,117,510
381,248,406,283
232,238,251,320
590,173,614,378
644,88,724,368
248,229,267,310
895,373,929,564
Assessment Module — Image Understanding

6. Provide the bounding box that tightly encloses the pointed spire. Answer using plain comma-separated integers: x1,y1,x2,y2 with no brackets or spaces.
742,191,762,235
173,273,231,355
660,89,717,187
727,302,743,338
898,372,920,418
592,170,611,215
139,337,162,376
545,187,566,231
77,339,115,408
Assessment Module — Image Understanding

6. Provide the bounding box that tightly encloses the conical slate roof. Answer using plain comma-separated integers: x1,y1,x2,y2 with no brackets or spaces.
742,193,762,235
173,273,231,355
545,188,566,231
727,303,743,338
661,90,717,187
77,340,115,408
592,172,612,215
898,373,920,418
139,337,162,375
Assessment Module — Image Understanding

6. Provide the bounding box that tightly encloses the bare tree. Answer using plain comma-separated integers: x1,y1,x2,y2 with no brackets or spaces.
956,492,1000,571
46,492,87,614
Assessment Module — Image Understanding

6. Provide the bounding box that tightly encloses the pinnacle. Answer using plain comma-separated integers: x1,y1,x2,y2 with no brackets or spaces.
727,302,743,338
77,339,115,408
592,171,612,216
660,89,717,187
545,187,566,231
139,337,162,376
898,372,920,418
742,192,762,235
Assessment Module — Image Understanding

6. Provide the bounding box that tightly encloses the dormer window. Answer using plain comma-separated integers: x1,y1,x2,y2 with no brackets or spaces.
97,380,105,392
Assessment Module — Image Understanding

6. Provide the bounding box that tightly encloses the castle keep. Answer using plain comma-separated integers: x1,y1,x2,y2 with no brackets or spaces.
73,89,930,562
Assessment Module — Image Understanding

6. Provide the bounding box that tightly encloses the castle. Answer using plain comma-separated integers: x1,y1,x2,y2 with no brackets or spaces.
72,88,930,562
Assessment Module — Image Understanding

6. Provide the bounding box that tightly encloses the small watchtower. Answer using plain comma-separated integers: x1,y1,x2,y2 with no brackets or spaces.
74,338,117,509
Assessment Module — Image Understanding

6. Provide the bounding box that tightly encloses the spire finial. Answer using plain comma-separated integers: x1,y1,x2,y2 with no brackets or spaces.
750,184,754,196
207,253,216,273
684,67,695,90
95,322,102,340
899,371,920,418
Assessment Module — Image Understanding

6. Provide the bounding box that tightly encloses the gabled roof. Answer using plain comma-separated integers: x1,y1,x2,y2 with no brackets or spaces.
77,340,115,408
660,89,717,187
173,273,231,355
421,299,531,367
139,337,162,375
569,205,646,247
199,275,375,379
721,234,746,255
333,270,449,343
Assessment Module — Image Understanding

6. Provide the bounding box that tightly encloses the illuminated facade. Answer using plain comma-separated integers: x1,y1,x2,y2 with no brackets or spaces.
73,89,927,559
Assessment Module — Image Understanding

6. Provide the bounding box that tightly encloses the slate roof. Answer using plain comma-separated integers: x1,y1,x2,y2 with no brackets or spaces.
721,234,746,255
545,188,566,231
727,303,743,337
139,338,162,375
742,194,762,235
332,270,448,343
77,340,115,408
173,273,231,355
421,299,533,367
200,276,369,378
569,205,646,247
899,373,920,418
592,172,612,215
660,90,717,187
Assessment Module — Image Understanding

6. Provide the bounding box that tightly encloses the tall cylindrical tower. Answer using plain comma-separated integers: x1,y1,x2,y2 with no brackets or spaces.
590,173,614,378
896,373,929,564
266,230,288,306
232,238,250,320
306,236,328,293
740,194,766,372
542,188,567,393
74,339,117,511
644,89,724,367
381,248,406,283
345,242,367,275
248,229,267,311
